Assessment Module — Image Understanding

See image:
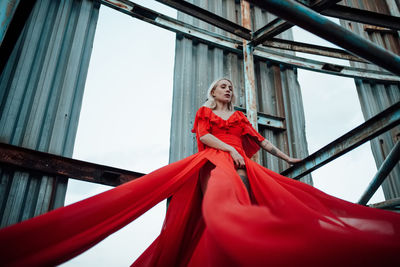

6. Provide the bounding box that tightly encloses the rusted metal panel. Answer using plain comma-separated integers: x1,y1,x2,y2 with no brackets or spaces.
281,102,400,180
358,141,400,205
0,143,144,187
0,0,99,227
339,0,400,200
248,0,400,76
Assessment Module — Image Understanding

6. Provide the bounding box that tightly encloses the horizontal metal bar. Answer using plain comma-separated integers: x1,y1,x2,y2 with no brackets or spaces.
156,0,252,40
254,46,400,82
251,0,341,46
281,102,400,179
262,38,367,63
322,4,400,31
248,0,400,76
358,141,400,205
369,197,400,210
0,142,144,187
99,0,241,52
235,106,286,131
100,0,400,82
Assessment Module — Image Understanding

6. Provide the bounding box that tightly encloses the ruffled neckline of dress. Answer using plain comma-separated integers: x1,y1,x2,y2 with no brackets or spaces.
199,106,246,129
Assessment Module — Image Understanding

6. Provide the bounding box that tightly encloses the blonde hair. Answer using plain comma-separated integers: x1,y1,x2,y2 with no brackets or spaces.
203,78,236,111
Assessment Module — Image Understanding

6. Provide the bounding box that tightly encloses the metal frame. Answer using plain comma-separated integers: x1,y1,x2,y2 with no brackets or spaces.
281,102,400,179
358,141,400,205
0,142,144,187
321,4,400,31
2,0,399,208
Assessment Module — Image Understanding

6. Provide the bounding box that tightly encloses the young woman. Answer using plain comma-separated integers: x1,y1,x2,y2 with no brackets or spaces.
0,78,399,267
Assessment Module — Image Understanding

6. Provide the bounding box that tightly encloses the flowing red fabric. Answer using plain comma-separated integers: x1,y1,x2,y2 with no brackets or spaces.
0,106,400,266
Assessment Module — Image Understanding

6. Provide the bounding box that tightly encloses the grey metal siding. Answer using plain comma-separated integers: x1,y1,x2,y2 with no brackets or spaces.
340,0,400,199
0,0,99,227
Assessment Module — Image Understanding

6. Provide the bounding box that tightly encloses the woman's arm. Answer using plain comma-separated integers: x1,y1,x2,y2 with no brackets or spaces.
200,134,245,168
259,139,301,164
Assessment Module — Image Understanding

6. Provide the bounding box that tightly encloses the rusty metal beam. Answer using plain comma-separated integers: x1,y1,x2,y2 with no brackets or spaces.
99,0,400,82
241,0,260,162
155,0,252,40
254,46,400,82
99,0,241,51
248,0,400,76
262,38,367,63
322,4,400,31
235,107,286,131
250,0,341,47
281,101,400,180
0,143,144,187
358,141,400,205
369,197,400,210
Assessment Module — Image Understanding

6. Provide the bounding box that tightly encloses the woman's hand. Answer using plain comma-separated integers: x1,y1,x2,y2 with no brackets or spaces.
229,149,245,168
287,157,302,165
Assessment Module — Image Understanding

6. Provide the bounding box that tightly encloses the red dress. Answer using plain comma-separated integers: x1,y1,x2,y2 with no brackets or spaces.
0,106,400,266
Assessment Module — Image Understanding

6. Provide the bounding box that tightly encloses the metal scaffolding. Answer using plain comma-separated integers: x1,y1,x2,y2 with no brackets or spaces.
0,0,399,227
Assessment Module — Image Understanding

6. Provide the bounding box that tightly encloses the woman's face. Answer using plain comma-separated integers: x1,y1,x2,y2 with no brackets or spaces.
212,80,233,103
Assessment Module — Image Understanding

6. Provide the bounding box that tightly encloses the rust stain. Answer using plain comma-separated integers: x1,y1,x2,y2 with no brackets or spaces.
104,0,128,9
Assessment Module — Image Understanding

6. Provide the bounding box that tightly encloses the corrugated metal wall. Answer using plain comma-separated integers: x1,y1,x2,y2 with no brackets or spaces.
0,0,99,227
170,0,312,185
340,0,400,199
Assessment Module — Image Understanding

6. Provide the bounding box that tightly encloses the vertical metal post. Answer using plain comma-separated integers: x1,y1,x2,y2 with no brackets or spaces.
241,0,260,162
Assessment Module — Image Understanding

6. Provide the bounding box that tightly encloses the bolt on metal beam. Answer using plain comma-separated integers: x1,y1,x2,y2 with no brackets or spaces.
358,141,400,205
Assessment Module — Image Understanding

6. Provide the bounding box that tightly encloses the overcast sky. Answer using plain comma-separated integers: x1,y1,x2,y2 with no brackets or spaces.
61,1,384,266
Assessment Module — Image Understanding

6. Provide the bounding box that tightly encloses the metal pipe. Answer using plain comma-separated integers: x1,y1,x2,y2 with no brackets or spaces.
358,141,400,205
281,102,400,179
250,0,341,46
248,0,400,76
